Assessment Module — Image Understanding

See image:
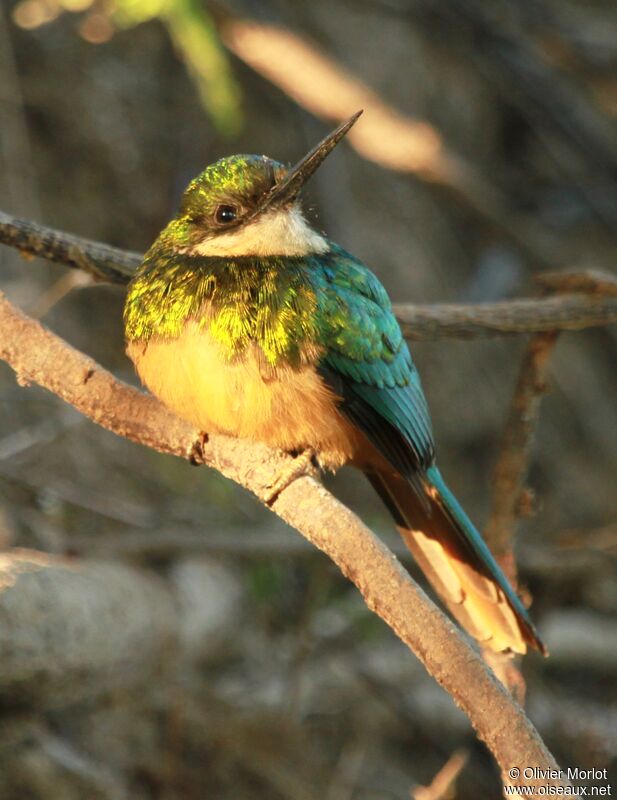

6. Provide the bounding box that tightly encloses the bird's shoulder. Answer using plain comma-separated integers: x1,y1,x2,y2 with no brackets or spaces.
312,243,410,385
317,243,391,307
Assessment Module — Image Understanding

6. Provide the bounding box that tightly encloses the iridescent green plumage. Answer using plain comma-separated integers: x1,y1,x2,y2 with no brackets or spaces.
125,189,433,471
124,140,545,655
125,240,415,383
180,155,286,223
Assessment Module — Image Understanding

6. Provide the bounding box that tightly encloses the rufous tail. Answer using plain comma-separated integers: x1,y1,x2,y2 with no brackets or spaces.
368,465,546,655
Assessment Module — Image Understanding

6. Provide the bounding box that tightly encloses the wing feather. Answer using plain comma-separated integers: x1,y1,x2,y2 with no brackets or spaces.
313,245,435,478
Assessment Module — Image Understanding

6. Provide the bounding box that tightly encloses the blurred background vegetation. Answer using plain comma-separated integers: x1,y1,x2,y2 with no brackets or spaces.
0,0,616,797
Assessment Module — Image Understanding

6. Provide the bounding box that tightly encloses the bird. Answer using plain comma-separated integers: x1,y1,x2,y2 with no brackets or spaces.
124,111,546,656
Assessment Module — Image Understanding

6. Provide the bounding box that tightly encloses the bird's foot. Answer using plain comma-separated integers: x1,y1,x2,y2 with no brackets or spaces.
188,432,209,466
264,448,319,506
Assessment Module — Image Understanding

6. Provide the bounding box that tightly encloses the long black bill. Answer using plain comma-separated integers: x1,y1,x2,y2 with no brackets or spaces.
259,110,363,213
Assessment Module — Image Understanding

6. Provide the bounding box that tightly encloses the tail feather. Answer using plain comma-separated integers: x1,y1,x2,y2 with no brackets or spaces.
368,465,546,655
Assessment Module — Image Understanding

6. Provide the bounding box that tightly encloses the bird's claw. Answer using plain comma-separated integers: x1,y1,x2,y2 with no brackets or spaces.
264,448,318,505
188,431,209,466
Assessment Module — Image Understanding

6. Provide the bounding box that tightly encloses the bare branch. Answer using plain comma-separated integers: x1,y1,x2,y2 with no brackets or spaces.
1,210,615,339
0,210,139,283
395,296,617,340
0,291,572,792
485,332,560,572
412,750,469,800
535,269,617,297
479,332,558,709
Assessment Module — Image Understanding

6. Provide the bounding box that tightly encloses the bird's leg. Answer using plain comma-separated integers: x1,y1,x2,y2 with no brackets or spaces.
188,431,209,466
264,447,319,506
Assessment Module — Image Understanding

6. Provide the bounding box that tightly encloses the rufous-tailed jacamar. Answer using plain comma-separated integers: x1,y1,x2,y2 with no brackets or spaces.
124,111,545,655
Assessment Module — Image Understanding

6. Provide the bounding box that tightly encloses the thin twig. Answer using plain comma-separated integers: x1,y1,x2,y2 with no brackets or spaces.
28,269,94,318
412,749,469,800
0,291,573,793
535,269,617,297
485,332,560,573
1,211,616,339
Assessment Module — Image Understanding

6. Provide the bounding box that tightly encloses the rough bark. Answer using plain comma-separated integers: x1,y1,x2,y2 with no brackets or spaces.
0,290,573,793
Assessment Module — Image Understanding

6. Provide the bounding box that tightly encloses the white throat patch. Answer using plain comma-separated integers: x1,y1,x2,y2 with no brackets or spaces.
188,206,329,257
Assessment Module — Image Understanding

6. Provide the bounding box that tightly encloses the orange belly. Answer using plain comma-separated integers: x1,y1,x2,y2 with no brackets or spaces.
126,322,363,469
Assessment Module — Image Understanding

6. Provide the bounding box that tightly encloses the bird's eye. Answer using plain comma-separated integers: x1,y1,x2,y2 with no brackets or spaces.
215,204,238,225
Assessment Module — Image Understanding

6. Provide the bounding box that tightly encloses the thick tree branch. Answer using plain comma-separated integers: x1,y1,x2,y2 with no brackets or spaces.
1,210,616,339
0,291,572,793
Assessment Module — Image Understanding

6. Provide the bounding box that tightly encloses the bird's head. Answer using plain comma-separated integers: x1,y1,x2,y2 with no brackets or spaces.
161,111,362,258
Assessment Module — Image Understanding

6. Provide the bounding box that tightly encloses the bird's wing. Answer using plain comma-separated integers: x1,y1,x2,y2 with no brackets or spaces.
314,245,435,480
313,248,546,654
